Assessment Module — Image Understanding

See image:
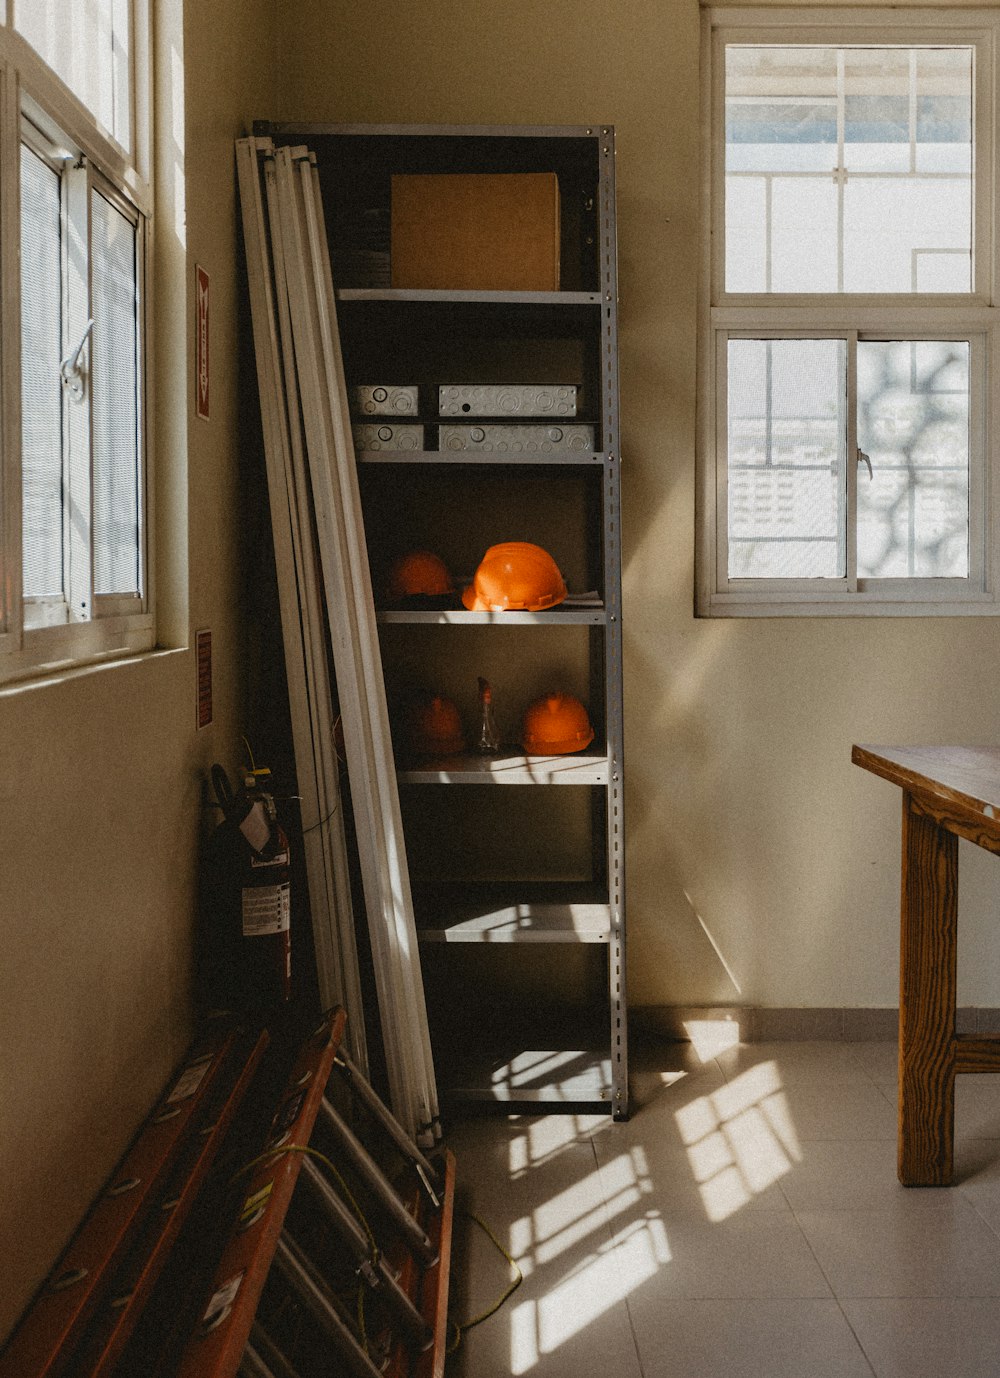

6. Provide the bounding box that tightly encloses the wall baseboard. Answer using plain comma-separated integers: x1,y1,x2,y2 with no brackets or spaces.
632,1005,1000,1043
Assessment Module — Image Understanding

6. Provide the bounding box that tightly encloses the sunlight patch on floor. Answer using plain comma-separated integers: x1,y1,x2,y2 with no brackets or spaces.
505,1114,610,1180
676,1060,802,1221
509,1147,652,1269
509,1214,670,1375
684,1017,741,1061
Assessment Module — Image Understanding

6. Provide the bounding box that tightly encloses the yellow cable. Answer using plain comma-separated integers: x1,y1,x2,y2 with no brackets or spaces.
232,1142,378,1352
234,1146,523,1361
447,1209,523,1355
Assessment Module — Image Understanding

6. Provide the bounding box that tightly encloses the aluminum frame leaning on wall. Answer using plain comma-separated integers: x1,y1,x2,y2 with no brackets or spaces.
237,136,439,1144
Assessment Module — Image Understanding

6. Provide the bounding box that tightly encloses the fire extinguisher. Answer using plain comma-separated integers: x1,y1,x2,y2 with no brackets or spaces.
203,761,292,1012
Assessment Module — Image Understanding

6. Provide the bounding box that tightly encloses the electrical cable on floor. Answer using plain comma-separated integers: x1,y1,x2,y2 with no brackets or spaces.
231,1143,379,1353
447,1209,523,1355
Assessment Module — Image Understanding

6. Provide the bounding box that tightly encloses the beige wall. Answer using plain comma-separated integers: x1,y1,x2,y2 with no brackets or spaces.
0,0,277,1340
273,0,1000,1013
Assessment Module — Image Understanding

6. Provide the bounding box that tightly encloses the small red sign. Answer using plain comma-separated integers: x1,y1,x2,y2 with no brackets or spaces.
196,628,213,729
196,264,210,420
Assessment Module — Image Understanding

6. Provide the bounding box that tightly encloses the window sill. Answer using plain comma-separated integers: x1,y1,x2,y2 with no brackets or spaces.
0,639,183,696
697,592,999,618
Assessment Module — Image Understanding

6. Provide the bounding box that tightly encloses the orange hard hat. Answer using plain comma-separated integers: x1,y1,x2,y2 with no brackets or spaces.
521,693,594,755
404,695,466,757
387,550,454,600
462,542,568,612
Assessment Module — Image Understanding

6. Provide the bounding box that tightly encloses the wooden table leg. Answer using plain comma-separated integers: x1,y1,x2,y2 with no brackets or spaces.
898,792,958,1186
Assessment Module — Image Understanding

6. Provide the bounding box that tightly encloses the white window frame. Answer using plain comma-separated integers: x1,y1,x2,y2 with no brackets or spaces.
0,6,154,683
698,7,1000,616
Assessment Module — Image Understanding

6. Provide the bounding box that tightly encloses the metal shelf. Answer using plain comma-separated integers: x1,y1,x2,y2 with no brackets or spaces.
268,120,628,1119
441,1044,615,1110
413,881,612,943
398,750,608,785
337,288,603,306
358,449,607,467
377,607,606,625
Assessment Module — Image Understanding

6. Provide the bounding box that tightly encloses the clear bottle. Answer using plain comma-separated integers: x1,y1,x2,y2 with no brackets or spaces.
476,677,501,754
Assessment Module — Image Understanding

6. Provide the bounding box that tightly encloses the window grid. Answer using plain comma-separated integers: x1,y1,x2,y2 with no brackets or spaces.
0,8,152,680
700,9,997,617
725,44,974,295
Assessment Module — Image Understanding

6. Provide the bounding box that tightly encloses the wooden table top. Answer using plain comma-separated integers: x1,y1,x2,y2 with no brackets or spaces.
853,744,1000,836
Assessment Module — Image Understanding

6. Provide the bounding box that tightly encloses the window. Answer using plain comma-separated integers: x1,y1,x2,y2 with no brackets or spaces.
698,8,997,615
1,4,151,682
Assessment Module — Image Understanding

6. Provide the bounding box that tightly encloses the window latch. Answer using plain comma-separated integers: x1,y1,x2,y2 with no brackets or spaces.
60,318,94,403
857,449,873,480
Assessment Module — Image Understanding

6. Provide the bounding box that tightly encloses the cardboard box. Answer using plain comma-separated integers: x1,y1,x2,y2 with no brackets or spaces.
391,173,560,291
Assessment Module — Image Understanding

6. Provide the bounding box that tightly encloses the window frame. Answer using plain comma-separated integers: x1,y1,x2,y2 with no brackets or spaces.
698,6,1000,617
0,7,154,683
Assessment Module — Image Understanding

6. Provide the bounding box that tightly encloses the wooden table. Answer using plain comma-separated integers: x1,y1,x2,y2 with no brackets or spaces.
853,745,1000,1186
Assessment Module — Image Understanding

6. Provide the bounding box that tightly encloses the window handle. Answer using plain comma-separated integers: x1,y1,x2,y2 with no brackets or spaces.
60,318,94,403
857,449,873,480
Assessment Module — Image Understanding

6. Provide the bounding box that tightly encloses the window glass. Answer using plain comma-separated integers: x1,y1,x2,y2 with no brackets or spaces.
725,45,973,293
91,190,140,597
857,340,970,577
728,338,847,578
14,0,132,151
20,144,64,601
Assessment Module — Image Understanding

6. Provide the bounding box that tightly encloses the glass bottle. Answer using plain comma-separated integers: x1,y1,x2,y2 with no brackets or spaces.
476,677,501,754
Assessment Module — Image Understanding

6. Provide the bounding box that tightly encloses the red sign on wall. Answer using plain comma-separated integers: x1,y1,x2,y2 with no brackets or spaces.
196,628,213,729
196,264,210,420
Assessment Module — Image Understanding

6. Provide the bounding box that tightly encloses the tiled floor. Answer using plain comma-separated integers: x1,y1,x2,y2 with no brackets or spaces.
443,1036,1000,1377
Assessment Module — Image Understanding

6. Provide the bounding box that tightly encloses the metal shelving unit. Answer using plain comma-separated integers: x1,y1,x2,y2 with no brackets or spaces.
260,121,627,1119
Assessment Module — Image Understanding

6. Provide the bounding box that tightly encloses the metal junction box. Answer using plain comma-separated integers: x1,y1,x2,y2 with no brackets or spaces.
352,385,419,416
352,423,425,452
438,383,579,418
438,423,594,455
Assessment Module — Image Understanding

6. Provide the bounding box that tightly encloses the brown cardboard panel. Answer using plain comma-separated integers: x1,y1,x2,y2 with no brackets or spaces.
391,172,560,291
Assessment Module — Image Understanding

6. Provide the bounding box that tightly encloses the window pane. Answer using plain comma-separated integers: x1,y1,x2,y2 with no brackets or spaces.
844,178,972,292
770,179,838,292
857,341,969,578
725,45,972,293
21,146,64,601
92,191,141,597
14,0,132,151
728,339,846,578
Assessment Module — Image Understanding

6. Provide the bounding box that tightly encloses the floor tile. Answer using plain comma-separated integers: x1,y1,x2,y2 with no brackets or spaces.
591,1070,796,1217
448,1213,643,1377
956,1075,1000,1139
716,1041,875,1086
444,1040,1000,1377
795,1200,1000,1297
776,1079,897,1142
447,1124,643,1376
953,1137,1000,1232
629,1298,874,1378
611,1209,831,1299
779,1139,954,1212
846,1040,898,1087
843,1297,1000,1378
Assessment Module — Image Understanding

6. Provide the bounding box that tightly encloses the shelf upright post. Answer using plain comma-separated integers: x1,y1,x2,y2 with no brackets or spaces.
598,126,628,1119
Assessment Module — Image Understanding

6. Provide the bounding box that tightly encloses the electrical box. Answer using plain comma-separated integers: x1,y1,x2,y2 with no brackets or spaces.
439,424,594,454
352,423,425,452
439,383,579,417
390,173,560,292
